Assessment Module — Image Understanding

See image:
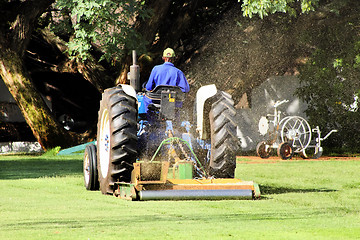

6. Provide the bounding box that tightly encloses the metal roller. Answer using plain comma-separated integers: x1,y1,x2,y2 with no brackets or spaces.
139,189,253,201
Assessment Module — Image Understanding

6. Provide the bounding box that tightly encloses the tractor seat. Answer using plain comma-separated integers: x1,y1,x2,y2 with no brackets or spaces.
145,85,185,120
145,85,185,102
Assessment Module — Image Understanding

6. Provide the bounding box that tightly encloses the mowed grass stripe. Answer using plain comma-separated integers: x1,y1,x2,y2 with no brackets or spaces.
0,154,359,239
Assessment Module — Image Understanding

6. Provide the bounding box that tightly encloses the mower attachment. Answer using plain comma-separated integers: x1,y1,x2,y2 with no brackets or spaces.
113,161,261,201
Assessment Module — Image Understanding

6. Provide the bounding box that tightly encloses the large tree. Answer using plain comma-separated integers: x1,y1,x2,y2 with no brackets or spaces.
0,0,158,150
0,0,77,150
0,0,209,149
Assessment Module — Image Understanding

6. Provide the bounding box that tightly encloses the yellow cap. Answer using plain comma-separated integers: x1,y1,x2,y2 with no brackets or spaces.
163,48,175,58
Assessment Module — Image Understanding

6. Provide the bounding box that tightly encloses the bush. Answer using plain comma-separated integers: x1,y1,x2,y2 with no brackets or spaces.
296,9,360,153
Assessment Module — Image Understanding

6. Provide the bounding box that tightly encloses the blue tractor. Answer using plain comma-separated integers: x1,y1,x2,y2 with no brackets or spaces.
83,52,260,200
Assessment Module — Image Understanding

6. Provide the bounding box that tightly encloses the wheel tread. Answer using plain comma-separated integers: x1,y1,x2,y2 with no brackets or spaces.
97,86,138,195
208,91,240,178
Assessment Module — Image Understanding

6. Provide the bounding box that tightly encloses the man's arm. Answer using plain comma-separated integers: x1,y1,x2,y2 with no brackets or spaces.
178,71,190,93
145,69,156,91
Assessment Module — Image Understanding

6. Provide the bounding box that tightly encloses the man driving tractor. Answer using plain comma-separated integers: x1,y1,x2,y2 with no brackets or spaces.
142,48,190,113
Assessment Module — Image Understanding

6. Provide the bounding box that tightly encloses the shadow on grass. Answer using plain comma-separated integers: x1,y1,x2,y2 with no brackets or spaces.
260,185,337,195
0,157,82,180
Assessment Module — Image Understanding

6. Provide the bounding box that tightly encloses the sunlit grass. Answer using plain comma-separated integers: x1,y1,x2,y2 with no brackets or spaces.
0,154,359,239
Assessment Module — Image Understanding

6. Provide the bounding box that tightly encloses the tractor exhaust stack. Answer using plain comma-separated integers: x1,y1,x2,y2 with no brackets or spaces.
129,50,140,92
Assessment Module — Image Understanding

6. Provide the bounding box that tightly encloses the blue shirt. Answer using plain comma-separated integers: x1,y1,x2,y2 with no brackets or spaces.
145,62,190,93
141,62,189,114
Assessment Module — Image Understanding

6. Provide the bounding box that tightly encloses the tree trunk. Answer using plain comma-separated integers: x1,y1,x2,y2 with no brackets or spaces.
0,0,79,150
0,49,76,150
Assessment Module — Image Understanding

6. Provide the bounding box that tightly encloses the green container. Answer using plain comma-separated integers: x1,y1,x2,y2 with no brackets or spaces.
169,161,193,179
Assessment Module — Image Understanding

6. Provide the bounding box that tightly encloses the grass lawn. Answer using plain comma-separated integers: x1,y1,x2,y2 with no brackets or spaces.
0,153,359,239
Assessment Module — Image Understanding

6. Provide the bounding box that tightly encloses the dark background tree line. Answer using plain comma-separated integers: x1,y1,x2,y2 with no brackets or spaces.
0,0,359,153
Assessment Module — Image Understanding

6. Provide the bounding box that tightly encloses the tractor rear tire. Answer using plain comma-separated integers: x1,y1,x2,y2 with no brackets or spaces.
97,86,138,195
208,91,240,178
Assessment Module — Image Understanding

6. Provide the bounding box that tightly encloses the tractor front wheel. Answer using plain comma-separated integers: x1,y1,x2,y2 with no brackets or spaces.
83,144,99,190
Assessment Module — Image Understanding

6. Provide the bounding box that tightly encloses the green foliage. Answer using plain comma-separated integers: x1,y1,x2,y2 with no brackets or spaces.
296,17,360,152
42,146,61,157
55,0,150,62
241,0,319,18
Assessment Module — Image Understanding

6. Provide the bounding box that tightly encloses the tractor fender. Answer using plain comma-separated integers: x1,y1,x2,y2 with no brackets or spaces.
120,84,137,100
120,84,141,110
196,84,217,139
